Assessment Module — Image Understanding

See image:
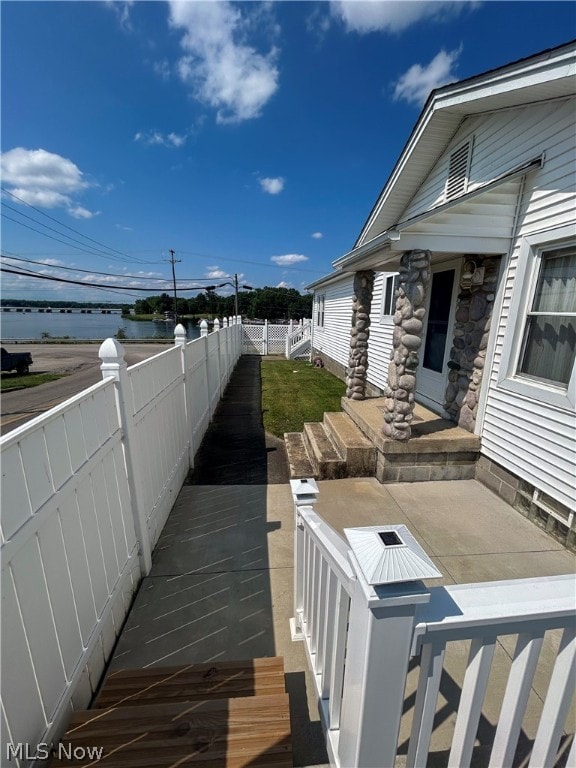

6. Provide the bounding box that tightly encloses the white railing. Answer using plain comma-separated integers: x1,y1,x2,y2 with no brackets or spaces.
1,317,242,767
285,319,312,359
291,486,576,768
242,320,311,356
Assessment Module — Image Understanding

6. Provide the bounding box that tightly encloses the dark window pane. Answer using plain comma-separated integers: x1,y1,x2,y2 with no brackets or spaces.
423,270,455,373
519,315,576,386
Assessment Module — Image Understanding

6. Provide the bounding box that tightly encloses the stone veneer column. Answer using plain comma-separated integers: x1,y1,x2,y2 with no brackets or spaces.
443,257,500,432
346,270,375,400
382,250,431,441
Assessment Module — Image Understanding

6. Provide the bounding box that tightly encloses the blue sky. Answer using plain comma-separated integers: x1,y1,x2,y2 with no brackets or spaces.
1,1,574,303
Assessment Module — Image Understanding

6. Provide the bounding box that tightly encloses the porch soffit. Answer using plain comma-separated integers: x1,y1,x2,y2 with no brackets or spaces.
333,161,541,274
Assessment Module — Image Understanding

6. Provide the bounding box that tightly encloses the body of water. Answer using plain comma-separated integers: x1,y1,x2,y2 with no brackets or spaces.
0,312,202,341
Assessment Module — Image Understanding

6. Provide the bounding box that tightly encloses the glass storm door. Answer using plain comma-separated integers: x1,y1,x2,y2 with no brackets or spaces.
416,265,458,410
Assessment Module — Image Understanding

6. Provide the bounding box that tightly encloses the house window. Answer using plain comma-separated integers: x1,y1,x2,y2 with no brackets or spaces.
445,138,472,201
517,245,576,387
316,294,325,328
381,273,399,322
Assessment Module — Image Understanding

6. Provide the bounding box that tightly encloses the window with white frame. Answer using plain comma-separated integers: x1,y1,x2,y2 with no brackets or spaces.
380,273,400,322
316,294,325,328
517,244,576,388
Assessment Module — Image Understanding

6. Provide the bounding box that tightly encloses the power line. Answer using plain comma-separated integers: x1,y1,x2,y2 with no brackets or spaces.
0,265,217,292
1,186,160,264
1,253,230,282
2,203,129,259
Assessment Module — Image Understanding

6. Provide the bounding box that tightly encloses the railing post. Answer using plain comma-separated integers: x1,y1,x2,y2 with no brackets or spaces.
213,318,222,398
200,318,209,337
99,338,152,575
285,320,294,359
263,319,269,355
338,525,441,768
289,478,319,641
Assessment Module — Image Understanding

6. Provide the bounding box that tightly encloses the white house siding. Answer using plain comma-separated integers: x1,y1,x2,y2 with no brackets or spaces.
402,98,574,221
481,97,576,511
366,272,394,393
313,276,354,371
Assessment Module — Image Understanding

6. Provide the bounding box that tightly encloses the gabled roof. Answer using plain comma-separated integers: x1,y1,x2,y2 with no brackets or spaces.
341,40,576,268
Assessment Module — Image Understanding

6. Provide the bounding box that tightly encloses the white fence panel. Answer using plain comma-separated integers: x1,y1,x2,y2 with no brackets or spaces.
1,380,141,765
128,345,189,549
1,319,245,765
207,331,222,416
185,335,211,459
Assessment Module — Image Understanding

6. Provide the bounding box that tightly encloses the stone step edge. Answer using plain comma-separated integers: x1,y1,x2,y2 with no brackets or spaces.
284,432,317,480
303,422,346,480
323,412,376,477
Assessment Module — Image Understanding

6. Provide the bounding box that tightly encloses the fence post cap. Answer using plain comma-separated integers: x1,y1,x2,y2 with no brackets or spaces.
290,477,320,506
214,317,221,331
200,319,209,336
99,337,126,364
174,324,187,345
345,524,442,588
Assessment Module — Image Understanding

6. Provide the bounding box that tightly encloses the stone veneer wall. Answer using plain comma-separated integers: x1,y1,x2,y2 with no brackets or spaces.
382,250,431,441
443,257,500,432
346,270,375,400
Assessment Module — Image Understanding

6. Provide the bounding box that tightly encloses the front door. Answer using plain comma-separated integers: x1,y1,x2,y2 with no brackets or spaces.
416,261,460,411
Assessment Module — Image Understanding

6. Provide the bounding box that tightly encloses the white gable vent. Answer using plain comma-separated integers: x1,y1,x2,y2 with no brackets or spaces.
445,139,472,201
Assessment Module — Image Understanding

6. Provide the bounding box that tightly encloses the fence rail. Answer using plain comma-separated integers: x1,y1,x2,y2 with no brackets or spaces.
1,318,242,766
291,488,576,768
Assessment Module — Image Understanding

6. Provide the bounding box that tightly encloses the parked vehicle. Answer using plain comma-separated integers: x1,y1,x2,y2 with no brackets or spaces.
1,347,33,374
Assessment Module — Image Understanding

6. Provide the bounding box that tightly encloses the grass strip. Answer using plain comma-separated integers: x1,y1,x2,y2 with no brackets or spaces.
261,359,346,437
1,372,67,391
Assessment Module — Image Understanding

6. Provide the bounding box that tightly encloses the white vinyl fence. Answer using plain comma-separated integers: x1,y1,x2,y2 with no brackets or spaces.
291,484,576,768
242,319,311,356
1,318,242,766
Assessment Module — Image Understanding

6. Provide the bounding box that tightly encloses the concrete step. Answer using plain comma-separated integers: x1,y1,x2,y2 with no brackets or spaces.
303,422,346,480
285,432,317,479
323,412,376,477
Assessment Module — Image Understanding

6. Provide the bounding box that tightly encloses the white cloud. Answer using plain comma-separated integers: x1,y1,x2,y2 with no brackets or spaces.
331,1,477,34
134,130,187,148
105,0,135,31
169,1,279,124
69,205,99,220
260,176,284,195
153,59,171,81
311,231,323,239
271,254,308,266
205,267,229,279
276,280,291,289
393,47,462,106
0,147,98,218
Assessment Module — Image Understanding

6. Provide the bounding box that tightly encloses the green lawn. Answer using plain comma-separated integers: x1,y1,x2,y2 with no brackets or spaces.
261,359,346,437
0,372,66,392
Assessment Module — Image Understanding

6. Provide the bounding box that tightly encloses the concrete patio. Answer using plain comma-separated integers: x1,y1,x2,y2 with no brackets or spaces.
103,358,575,767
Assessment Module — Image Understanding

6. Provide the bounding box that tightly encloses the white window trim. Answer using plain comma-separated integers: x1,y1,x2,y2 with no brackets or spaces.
380,273,399,325
498,223,576,411
316,294,325,328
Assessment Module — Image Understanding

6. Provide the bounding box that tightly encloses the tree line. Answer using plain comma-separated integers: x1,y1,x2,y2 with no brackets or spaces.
134,286,313,321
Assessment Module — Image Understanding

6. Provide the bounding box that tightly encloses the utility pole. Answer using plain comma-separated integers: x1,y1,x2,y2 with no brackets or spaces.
234,273,239,318
166,249,181,323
